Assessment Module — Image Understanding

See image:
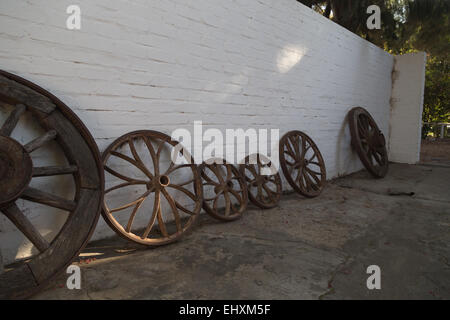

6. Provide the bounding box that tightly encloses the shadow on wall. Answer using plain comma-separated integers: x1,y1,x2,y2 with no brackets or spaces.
334,111,361,176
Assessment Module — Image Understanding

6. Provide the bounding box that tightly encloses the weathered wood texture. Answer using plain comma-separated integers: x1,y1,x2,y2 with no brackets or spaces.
0,104,25,136
0,70,103,299
0,75,55,114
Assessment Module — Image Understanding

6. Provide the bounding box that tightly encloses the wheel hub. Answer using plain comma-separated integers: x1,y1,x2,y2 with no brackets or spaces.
158,175,170,187
294,159,308,169
0,136,33,206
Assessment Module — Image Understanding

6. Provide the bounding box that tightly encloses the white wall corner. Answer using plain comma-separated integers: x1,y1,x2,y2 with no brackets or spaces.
388,52,427,164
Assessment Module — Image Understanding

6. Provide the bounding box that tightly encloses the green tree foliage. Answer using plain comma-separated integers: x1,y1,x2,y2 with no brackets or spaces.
422,56,450,137
297,0,449,135
406,0,450,59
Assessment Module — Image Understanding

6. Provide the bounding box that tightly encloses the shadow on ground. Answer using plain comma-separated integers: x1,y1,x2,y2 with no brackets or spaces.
34,164,450,300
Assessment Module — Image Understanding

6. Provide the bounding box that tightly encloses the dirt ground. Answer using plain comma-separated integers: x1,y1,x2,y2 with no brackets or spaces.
33,163,450,300
420,139,450,165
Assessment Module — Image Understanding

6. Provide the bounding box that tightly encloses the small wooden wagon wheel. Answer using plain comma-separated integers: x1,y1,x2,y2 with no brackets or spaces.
279,130,326,198
348,107,388,178
200,159,248,221
239,154,282,209
0,70,103,299
102,130,203,246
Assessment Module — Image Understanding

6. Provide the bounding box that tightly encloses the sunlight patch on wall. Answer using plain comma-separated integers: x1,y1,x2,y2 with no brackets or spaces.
277,45,308,74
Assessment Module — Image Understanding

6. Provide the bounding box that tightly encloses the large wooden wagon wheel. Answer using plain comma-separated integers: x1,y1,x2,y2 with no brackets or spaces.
0,70,103,299
348,107,388,178
200,159,248,221
102,130,203,246
279,130,326,198
239,154,282,209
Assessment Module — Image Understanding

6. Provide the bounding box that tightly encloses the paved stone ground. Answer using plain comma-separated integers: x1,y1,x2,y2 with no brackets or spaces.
34,163,450,300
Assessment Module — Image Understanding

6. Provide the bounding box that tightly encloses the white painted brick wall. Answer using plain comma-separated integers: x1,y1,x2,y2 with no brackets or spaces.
389,52,426,164
0,0,394,264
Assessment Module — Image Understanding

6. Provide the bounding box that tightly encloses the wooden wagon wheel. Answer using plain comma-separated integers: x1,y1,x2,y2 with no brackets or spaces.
279,130,326,198
348,107,388,178
0,70,103,299
239,154,282,209
102,130,203,246
200,159,248,221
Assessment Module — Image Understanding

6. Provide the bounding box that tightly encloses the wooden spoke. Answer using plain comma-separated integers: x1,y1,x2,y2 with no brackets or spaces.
0,104,26,136
110,150,153,180
204,190,223,201
125,198,146,233
201,169,221,186
165,163,193,175
167,183,198,201
143,136,158,173
32,165,78,177
21,187,76,211
141,190,161,239
108,189,152,214
303,170,319,191
262,184,277,200
1,203,50,252
226,164,233,181
24,130,57,153
279,131,326,198
285,138,298,160
202,159,248,221
155,139,166,171
292,135,301,159
102,130,202,246
371,149,383,165
348,107,388,178
175,201,197,216
162,188,182,232
105,181,147,194
295,166,304,184
156,205,169,238
305,167,322,176
174,177,196,187
228,188,243,205
104,165,146,184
